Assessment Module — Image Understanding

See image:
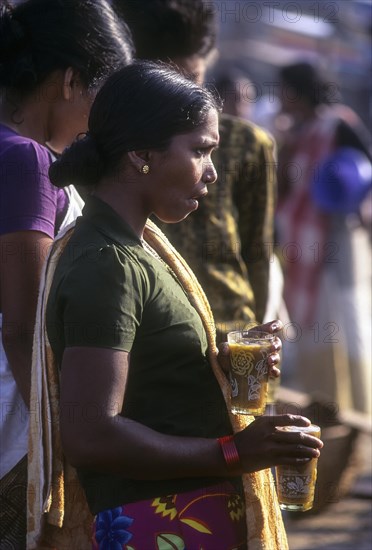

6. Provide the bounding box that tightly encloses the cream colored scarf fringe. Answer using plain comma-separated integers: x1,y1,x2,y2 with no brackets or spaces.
27,219,288,550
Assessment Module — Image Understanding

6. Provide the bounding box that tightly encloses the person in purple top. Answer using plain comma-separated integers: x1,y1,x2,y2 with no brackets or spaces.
0,0,133,545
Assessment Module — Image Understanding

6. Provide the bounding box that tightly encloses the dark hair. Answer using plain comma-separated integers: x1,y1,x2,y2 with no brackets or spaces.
49,61,221,188
112,0,216,61
0,0,133,95
279,62,338,107
335,119,372,161
213,68,250,99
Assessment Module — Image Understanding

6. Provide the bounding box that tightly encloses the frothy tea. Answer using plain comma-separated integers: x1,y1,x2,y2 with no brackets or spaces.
275,425,321,512
229,337,272,415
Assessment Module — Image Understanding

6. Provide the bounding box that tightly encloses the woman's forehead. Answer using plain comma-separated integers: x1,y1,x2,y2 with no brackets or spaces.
172,109,219,145
196,109,219,142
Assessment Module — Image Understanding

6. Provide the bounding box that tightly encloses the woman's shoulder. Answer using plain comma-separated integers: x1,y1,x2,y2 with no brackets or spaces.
49,231,152,324
219,113,275,145
0,124,53,168
0,125,62,237
59,222,148,285
218,114,275,162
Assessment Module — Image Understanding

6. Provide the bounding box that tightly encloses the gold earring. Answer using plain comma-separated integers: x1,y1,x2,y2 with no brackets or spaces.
141,164,150,174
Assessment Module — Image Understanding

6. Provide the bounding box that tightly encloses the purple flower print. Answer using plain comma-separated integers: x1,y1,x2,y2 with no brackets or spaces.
95,506,134,550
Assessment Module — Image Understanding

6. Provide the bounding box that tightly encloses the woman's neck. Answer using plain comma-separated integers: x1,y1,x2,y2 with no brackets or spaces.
0,93,50,144
92,181,149,239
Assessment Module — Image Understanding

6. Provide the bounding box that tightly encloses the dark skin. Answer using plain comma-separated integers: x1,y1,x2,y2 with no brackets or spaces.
217,319,282,378
0,69,93,407
60,346,321,479
59,120,323,480
0,231,52,406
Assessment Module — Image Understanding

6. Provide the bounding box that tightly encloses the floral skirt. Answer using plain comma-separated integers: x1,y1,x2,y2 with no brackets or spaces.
92,480,247,550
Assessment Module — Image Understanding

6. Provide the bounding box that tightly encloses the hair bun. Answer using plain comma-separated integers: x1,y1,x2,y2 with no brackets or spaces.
49,134,106,188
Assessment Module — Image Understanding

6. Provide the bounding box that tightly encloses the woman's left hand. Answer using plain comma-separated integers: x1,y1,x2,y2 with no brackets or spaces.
217,319,283,378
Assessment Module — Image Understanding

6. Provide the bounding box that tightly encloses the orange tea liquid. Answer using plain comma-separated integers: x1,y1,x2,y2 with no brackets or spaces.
229,340,272,415
275,425,321,512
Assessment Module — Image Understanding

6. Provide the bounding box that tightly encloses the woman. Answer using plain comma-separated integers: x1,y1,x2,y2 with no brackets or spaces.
112,0,290,411
113,0,278,335
275,62,372,413
44,62,322,549
0,0,132,545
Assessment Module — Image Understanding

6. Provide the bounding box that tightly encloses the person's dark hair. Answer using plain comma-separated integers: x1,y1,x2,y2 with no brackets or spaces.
49,61,221,188
213,68,250,102
0,0,133,95
335,119,372,161
279,62,338,107
112,0,216,61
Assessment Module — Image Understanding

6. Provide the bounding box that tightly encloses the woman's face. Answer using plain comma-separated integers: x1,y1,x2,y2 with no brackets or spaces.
147,108,219,223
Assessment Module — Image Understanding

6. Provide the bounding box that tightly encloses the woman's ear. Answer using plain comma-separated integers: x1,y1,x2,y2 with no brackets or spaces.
127,150,151,174
62,67,75,101
62,67,85,101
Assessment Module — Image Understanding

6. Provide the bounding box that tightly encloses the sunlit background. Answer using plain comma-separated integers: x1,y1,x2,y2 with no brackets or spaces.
212,0,371,123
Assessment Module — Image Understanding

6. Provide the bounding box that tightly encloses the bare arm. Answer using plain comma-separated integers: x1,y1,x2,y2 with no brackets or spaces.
60,347,322,479
0,231,52,406
60,347,227,479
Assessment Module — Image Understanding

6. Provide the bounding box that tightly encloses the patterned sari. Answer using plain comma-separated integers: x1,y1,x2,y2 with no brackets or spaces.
92,480,247,550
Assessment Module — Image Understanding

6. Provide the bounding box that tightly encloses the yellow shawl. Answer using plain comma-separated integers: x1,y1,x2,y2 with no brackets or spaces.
27,219,288,550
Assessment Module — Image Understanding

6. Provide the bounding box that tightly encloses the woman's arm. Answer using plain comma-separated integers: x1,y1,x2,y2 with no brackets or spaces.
0,230,52,406
60,346,322,479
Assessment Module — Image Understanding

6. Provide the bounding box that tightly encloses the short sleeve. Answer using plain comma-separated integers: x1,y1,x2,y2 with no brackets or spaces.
57,245,146,352
0,140,57,237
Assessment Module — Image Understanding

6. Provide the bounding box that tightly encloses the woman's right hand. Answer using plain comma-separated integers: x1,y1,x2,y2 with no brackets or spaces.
234,414,323,474
60,347,322,480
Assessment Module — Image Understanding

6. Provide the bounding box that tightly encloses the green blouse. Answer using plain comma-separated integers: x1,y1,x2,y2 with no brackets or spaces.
46,196,234,513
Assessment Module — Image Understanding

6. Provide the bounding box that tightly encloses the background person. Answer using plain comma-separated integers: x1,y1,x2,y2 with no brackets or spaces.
42,61,322,550
113,0,279,338
214,69,256,121
275,61,372,413
0,0,133,545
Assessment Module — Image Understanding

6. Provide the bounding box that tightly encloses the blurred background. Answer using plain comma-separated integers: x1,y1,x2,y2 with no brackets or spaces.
209,0,371,125
209,2,372,548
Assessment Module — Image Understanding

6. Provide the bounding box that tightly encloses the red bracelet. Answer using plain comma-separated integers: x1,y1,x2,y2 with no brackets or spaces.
217,435,241,471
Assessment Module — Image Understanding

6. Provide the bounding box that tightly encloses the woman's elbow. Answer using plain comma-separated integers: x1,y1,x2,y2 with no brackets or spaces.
60,422,97,468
